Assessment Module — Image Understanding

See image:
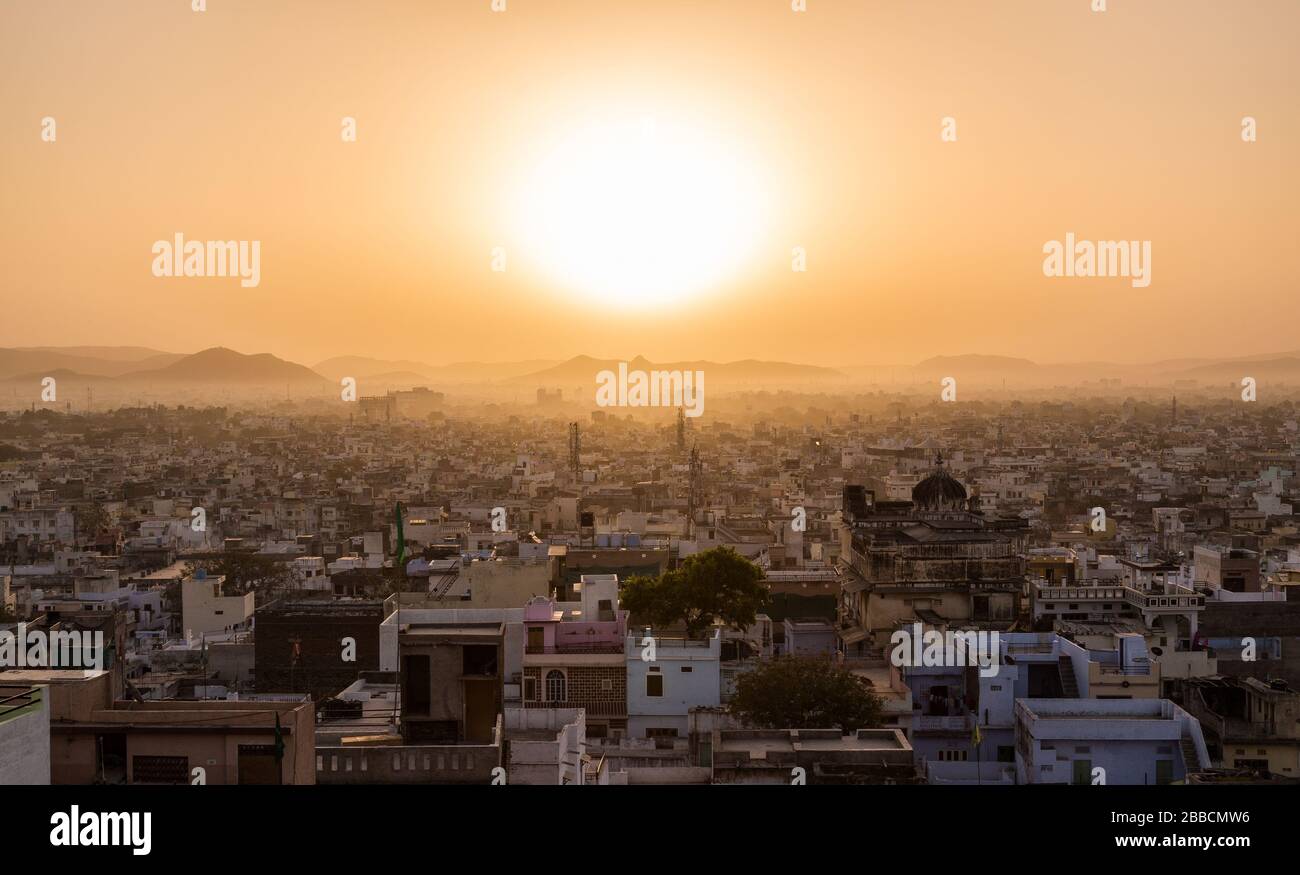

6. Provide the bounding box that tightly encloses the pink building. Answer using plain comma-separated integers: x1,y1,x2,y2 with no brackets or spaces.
521,575,629,738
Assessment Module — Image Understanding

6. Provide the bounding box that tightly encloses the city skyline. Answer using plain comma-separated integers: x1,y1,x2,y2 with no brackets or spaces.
2,0,1297,851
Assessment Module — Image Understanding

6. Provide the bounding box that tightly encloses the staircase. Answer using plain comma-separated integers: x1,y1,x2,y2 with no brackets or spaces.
1180,736,1201,774
1057,656,1079,697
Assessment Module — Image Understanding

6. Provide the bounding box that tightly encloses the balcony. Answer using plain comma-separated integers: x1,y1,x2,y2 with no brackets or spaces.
1097,665,1151,677
523,699,625,717
1123,585,1203,612
916,714,971,732
525,643,624,655
1035,584,1127,602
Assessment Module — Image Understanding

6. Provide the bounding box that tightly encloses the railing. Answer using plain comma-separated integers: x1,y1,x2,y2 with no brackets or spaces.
525,643,624,655
1035,585,1127,601
1097,665,1152,676
1004,643,1057,655
0,687,39,718
916,714,971,732
632,636,713,649
531,699,625,717
1123,586,1203,610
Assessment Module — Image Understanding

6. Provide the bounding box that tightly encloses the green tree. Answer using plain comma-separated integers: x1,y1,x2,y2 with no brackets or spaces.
729,657,881,732
619,546,768,637
73,502,109,541
190,554,293,605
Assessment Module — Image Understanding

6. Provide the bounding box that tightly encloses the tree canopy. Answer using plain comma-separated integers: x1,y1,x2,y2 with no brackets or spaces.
729,656,882,732
619,546,768,637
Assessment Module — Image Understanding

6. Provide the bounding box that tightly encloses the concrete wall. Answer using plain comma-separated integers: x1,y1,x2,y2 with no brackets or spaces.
0,686,50,784
317,742,500,784
462,560,550,608
380,608,525,677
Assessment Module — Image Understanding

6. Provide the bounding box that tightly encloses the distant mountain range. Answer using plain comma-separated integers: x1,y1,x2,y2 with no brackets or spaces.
902,352,1300,385
122,347,326,385
312,356,560,383
0,347,184,379
0,346,322,387
511,355,845,386
5,346,1300,391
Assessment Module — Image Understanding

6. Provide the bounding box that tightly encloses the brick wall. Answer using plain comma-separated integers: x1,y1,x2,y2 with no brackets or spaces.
256,603,384,698
523,665,626,711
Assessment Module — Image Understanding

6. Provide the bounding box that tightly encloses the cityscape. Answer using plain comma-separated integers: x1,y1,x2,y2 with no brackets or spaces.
2,0,1295,857
2,365,1298,792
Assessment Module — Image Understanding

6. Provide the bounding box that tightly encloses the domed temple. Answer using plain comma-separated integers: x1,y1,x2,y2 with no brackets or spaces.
837,451,1029,655
911,451,971,513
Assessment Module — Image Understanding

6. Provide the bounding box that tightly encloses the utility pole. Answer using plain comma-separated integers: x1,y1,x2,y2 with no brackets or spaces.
687,443,702,540
568,421,581,486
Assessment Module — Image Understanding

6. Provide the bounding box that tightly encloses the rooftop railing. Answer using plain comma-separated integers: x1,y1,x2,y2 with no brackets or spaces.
525,642,624,655
0,687,40,719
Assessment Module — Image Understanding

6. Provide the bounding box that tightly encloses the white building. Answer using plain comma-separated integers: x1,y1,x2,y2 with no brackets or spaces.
625,630,721,739
180,573,254,638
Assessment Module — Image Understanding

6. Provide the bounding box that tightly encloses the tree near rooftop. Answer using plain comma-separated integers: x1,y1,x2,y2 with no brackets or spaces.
729,657,882,733
619,545,769,638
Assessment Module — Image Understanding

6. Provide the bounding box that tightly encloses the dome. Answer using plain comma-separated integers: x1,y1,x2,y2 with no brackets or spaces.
912,452,968,510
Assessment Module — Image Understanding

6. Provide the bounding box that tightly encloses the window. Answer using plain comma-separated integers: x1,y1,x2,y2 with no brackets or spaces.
526,627,545,652
403,654,431,716
680,666,693,673
463,645,498,676
646,674,664,697
545,670,567,702
133,755,189,784
523,676,537,701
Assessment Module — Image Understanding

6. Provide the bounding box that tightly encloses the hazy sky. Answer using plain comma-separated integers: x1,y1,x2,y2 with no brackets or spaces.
2,0,1296,367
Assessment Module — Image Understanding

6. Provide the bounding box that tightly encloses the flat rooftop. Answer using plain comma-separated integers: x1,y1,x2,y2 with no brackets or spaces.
0,669,107,683
718,729,909,754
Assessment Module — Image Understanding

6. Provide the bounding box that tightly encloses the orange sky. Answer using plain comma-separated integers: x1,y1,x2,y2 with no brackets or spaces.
1,0,1296,367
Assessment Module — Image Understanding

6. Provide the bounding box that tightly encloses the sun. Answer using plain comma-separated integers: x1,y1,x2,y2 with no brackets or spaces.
513,117,767,308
